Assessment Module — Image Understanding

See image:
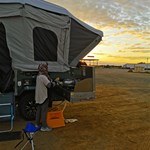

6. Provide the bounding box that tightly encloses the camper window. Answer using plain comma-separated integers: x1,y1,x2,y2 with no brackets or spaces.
33,27,58,61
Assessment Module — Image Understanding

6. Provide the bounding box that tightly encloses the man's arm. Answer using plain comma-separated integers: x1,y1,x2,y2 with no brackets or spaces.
40,75,55,88
46,82,51,88
46,81,56,88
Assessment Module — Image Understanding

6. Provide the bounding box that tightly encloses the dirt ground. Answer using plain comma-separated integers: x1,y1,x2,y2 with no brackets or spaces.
1,68,150,150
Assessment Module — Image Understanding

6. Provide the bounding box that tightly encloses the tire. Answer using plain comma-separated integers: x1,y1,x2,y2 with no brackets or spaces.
18,92,36,121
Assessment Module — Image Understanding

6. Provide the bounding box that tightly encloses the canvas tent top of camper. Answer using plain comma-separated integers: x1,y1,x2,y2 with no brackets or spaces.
0,0,103,72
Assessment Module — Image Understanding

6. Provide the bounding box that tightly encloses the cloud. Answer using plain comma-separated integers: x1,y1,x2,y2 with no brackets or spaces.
120,46,150,53
46,0,150,64
47,0,150,30
92,52,106,55
102,0,150,29
108,55,148,60
131,50,150,53
119,49,150,53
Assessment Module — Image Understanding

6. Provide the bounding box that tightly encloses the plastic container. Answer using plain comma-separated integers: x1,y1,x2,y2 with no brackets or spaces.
47,103,66,128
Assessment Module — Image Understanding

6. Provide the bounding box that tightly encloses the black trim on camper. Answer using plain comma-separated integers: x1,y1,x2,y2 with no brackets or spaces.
0,23,14,93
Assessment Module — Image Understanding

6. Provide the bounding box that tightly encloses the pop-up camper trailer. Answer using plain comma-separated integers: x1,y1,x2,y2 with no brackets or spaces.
0,0,103,120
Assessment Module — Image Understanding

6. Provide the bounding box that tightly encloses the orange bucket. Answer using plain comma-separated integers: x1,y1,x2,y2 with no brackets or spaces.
47,103,66,128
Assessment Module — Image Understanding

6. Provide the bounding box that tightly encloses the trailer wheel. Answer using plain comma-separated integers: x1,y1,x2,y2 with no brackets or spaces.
19,92,36,121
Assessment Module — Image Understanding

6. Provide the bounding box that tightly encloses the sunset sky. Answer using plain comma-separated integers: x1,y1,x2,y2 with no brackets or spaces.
47,0,150,65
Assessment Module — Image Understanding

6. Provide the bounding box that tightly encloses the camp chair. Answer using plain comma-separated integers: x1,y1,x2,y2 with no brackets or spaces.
15,122,40,150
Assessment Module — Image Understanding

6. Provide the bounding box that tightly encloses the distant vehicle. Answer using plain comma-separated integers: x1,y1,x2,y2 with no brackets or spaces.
0,0,103,120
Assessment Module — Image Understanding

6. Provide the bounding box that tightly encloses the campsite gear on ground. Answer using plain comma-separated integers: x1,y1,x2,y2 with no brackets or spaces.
65,118,78,123
0,92,15,133
15,122,40,150
47,102,66,128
